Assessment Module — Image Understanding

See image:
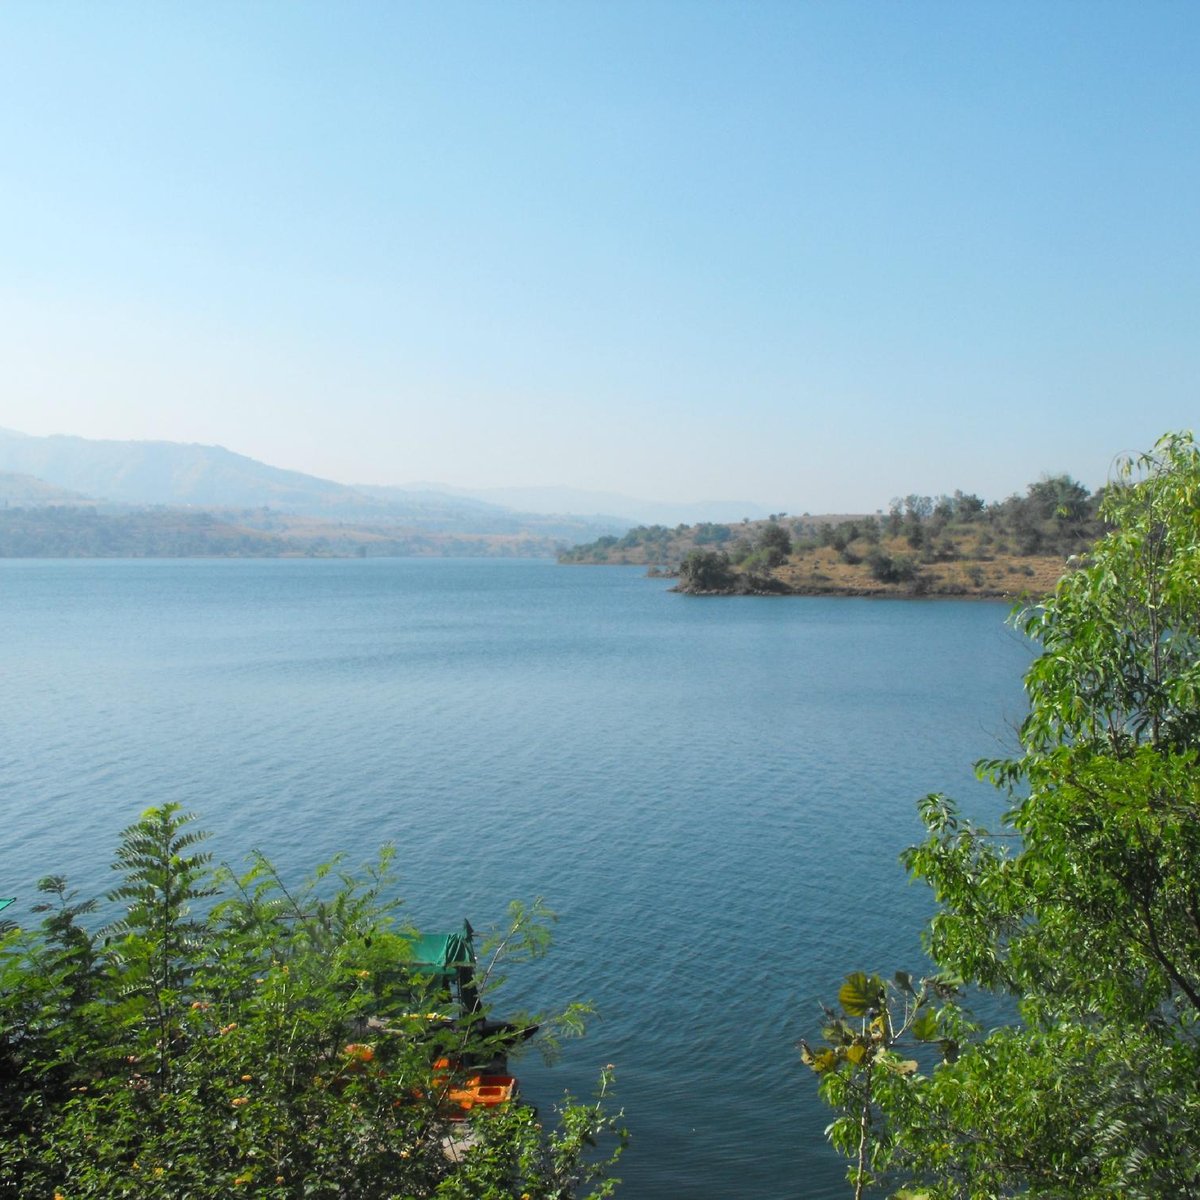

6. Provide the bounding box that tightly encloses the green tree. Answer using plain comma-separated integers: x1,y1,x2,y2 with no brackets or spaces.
678,549,735,591
103,805,217,1090
864,549,919,586
693,523,732,546
806,432,1200,1197
756,522,792,567
951,490,985,519
1025,473,1091,522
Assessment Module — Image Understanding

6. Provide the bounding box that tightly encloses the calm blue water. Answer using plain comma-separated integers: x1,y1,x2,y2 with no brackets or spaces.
0,558,1031,1197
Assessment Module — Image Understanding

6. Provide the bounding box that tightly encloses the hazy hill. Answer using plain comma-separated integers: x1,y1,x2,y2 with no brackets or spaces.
0,428,392,516
399,481,770,527
0,429,642,557
0,471,95,507
0,505,584,559
0,506,291,557
0,429,626,539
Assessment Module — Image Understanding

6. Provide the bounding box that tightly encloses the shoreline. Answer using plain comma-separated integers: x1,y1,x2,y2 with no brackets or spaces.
668,582,1025,600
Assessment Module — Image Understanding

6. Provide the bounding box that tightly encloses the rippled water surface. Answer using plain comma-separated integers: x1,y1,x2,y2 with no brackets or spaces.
0,558,1031,1197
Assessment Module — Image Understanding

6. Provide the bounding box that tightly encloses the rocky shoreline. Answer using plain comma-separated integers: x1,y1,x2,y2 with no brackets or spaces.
669,579,1023,600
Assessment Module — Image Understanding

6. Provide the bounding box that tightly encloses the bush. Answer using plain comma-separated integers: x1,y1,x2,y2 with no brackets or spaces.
756,523,793,567
678,549,736,591
865,549,920,585
0,807,624,1199
692,523,732,545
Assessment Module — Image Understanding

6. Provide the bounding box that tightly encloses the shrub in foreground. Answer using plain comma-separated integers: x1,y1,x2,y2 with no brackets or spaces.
0,806,624,1199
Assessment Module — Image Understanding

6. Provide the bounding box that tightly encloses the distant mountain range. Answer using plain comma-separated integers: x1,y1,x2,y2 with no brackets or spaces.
0,429,769,557
0,428,460,522
393,483,771,527
0,428,767,527
0,428,595,536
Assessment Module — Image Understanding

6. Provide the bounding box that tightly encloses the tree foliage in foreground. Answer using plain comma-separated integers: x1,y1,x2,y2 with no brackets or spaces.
0,808,624,1199
805,431,1200,1198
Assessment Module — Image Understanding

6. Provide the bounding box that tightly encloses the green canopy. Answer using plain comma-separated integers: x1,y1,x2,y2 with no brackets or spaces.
408,922,475,979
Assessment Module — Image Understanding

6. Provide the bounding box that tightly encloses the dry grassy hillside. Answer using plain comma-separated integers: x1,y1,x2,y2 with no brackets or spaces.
561,479,1100,598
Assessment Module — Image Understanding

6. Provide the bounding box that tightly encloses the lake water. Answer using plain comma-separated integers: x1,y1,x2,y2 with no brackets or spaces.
0,558,1032,1197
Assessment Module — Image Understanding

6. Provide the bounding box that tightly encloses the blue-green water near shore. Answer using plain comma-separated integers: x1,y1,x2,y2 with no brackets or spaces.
0,558,1031,1197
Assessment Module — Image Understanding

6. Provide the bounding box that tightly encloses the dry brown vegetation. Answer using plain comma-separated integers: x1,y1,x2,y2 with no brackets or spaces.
768,532,1070,598
561,478,1101,598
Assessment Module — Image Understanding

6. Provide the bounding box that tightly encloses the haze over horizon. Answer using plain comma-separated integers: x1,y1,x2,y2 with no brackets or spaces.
4,3,1197,512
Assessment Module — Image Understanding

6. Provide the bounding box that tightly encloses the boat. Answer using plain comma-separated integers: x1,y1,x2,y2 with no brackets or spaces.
407,919,539,1065
407,921,538,1121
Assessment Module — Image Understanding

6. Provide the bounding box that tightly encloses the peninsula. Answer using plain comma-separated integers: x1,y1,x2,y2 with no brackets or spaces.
559,476,1100,598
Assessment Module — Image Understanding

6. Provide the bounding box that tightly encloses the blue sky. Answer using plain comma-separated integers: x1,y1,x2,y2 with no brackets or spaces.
2,2,1197,511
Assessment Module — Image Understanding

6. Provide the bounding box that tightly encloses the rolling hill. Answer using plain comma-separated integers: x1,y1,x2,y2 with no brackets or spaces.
0,429,633,556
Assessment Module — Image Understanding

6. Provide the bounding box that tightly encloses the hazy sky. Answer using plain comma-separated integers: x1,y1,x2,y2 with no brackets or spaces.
3,2,1197,511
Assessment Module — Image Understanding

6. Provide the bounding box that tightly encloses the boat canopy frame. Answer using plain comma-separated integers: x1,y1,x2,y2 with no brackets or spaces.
407,920,481,1013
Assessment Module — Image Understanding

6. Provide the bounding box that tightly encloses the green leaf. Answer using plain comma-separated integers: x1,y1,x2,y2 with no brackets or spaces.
838,972,885,1017
910,1009,938,1041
